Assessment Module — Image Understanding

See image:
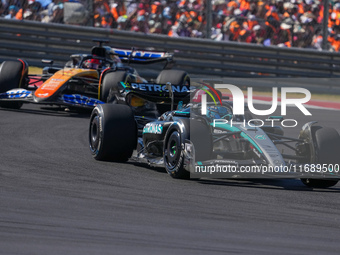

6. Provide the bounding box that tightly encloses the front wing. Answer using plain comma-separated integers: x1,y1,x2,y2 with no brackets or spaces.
0,88,104,108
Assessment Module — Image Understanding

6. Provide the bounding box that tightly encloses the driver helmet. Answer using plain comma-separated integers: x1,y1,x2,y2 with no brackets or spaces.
83,58,102,69
112,54,122,63
206,105,229,120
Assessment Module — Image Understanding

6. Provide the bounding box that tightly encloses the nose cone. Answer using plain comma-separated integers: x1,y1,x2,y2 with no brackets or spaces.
34,78,66,102
34,69,71,102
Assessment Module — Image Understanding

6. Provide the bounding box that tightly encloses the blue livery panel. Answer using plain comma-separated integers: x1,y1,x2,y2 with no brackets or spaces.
0,89,32,99
61,94,104,107
111,48,167,62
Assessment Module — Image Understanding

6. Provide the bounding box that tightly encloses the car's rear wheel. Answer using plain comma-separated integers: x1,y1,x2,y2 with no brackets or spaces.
0,60,26,109
156,69,190,86
100,71,129,103
156,69,190,113
89,104,136,161
301,126,340,188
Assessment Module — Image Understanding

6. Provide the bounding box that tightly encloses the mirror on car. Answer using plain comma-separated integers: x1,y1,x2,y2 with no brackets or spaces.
41,59,54,65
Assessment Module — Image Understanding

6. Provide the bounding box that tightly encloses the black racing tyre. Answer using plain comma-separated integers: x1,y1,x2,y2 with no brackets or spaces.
100,71,129,103
156,69,190,86
156,69,190,113
301,126,340,188
164,129,189,179
0,60,26,109
301,178,338,189
89,104,136,161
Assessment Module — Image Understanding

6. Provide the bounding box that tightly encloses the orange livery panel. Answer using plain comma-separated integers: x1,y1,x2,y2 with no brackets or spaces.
34,68,99,99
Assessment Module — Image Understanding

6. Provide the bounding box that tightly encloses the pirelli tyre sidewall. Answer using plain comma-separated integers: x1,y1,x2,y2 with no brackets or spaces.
89,104,136,161
155,69,190,113
89,105,104,159
100,71,129,103
163,121,190,179
301,125,340,188
156,69,190,86
0,60,27,109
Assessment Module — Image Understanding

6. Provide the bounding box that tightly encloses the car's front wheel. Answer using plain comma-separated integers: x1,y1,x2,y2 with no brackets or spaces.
0,60,27,109
163,119,212,179
300,126,340,188
164,129,189,179
89,104,136,161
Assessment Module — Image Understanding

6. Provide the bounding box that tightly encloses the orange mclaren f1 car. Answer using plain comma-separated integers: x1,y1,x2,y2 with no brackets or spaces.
0,39,189,110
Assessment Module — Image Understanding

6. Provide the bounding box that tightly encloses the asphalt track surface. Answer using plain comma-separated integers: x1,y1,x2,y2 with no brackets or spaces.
1,103,340,255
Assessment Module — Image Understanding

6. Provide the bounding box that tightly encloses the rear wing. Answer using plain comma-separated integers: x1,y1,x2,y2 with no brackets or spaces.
110,47,174,65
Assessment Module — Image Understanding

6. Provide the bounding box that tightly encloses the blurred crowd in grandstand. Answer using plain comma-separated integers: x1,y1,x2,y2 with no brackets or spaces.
1,0,340,51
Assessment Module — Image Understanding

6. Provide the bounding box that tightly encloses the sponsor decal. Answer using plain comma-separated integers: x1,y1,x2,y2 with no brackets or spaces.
255,135,266,140
210,160,239,165
112,49,165,59
124,82,195,93
143,123,163,134
36,93,49,97
213,129,228,134
99,116,103,132
40,83,60,90
252,147,261,158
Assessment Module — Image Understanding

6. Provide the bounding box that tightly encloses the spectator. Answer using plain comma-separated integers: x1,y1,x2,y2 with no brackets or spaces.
36,0,52,9
42,2,63,23
111,0,126,21
3,0,340,52
24,0,42,21
116,14,128,30
5,5,18,19
0,1,7,17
